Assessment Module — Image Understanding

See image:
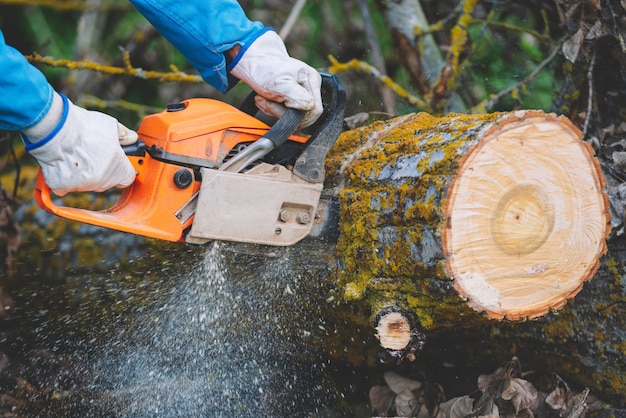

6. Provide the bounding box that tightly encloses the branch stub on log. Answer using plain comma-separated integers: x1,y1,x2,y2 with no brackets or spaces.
374,306,426,360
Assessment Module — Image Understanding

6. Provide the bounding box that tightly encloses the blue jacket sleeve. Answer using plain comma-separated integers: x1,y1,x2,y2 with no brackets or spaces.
0,29,55,131
129,0,267,93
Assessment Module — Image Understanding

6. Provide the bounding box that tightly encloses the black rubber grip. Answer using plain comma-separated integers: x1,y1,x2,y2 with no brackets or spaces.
262,108,304,148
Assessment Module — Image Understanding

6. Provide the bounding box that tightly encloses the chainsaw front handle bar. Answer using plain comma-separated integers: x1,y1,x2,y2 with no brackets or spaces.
218,107,304,173
223,73,346,177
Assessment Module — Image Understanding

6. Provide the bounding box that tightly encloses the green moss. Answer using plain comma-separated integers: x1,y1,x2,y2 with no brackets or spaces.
606,256,620,279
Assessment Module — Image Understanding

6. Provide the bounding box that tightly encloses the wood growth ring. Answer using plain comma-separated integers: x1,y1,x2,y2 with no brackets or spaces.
491,184,554,256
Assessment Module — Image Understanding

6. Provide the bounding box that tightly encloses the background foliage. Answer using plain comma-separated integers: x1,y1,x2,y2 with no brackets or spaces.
0,0,568,126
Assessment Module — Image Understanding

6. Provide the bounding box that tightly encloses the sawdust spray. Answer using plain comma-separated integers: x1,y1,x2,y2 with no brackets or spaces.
91,241,336,416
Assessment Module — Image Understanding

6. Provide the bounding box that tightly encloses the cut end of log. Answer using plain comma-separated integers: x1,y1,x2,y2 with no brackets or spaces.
443,111,610,320
374,307,426,361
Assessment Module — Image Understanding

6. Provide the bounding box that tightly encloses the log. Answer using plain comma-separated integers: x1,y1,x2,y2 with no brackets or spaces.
322,109,610,348
9,110,607,323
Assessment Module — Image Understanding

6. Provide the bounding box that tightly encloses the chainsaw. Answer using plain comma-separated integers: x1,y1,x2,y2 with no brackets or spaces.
34,73,345,246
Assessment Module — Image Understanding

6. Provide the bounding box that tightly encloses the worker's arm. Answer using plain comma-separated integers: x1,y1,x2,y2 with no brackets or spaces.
129,0,322,127
128,0,265,93
0,30,54,131
0,30,137,196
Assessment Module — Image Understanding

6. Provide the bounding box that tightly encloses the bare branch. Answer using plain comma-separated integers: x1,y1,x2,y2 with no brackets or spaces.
470,45,561,113
357,0,396,115
77,95,163,116
0,0,131,11
582,51,596,140
431,0,478,110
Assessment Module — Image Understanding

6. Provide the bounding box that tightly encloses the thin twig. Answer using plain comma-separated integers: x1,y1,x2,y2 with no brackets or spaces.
279,0,307,40
357,0,396,115
25,53,203,83
470,44,561,113
327,55,429,110
582,51,596,140
472,18,551,41
78,95,163,116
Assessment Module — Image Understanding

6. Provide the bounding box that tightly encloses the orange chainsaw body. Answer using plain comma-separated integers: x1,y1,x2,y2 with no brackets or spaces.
34,98,308,242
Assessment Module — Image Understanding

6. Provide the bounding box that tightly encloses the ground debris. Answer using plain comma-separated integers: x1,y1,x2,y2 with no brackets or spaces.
0,182,19,281
369,357,608,418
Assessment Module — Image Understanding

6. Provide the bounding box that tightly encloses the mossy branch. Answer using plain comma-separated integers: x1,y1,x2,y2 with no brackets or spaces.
327,55,430,111
0,0,131,11
422,12,552,42
431,0,479,109
77,95,163,117
25,52,203,84
474,13,551,42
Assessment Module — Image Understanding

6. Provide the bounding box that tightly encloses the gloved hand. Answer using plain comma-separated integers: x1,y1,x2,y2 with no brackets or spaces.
22,92,137,197
230,30,323,128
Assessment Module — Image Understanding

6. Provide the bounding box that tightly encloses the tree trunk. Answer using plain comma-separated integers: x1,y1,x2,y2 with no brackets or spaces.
323,110,608,333
320,110,623,403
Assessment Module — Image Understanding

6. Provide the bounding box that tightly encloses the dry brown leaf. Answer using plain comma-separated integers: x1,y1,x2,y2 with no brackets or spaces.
563,29,584,63
501,377,538,414
546,386,569,413
437,396,474,418
477,366,507,391
545,385,602,418
369,384,395,416
384,371,422,394
396,389,419,417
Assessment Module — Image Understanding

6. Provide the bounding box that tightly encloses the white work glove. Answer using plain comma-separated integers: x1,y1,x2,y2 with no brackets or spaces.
22,92,137,197
230,30,323,128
